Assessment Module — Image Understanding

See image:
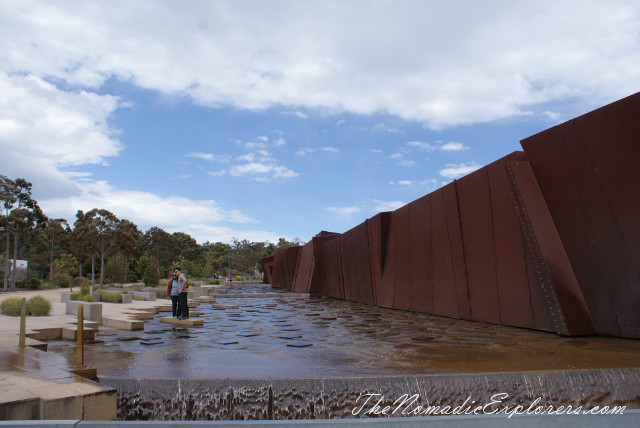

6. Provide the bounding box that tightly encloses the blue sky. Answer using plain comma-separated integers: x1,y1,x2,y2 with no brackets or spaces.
1,1,639,244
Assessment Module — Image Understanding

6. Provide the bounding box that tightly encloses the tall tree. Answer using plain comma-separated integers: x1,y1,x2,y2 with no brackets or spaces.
142,227,173,276
45,218,70,280
0,176,16,291
4,179,44,290
85,209,121,289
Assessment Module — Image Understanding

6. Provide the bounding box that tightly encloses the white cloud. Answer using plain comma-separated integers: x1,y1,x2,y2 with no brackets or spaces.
0,72,121,199
186,152,215,161
325,206,362,215
439,162,483,179
371,200,406,212
282,110,308,119
389,153,416,167
40,180,256,234
229,162,298,180
206,170,227,177
407,141,437,151
2,1,636,130
440,141,469,151
295,146,340,156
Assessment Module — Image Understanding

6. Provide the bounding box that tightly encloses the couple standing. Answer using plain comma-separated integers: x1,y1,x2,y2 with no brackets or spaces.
167,267,189,320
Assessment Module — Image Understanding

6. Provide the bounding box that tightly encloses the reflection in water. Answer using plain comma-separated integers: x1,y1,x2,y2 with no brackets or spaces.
46,283,640,378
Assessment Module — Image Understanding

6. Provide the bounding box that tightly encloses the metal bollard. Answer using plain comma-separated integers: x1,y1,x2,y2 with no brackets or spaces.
19,298,26,348
76,305,84,367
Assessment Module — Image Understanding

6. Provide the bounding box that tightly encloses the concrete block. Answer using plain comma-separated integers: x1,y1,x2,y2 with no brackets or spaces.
132,291,156,301
61,327,96,341
160,317,204,326
90,292,100,302
60,292,72,303
65,301,102,322
101,317,144,330
82,390,117,420
0,393,40,420
41,395,83,420
121,293,132,303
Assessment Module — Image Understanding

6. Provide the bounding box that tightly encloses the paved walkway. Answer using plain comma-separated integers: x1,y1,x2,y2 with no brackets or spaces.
0,285,218,420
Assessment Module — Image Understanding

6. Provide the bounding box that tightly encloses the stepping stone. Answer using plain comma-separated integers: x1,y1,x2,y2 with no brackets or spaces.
236,332,259,337
119,336,140,341
160,317,204,326
140,336,162,341
411,336,436,342
277,335,302,340
287,343,313,348
212,304,239,309
216,340,239,345
140,340,164,346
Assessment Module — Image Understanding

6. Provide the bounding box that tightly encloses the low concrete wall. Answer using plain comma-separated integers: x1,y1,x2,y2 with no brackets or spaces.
65,301,102,322
121,293,133,303
133,291,156,301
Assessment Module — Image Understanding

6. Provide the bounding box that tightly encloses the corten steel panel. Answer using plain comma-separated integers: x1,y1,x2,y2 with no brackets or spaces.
509,159,594,335
283,246,303,292
310,234,339,293
430,184,464,318
270,249,287,289
260,256,274,284
316,236,344,299
445,182,471,318
456,165,501,324
521,127,617,335
487,153,536,329
521,94,640,337
291,243,313,293
367,212,391,306
504,159,559,333
340,222,375,305
379,211,399,309
392,203,413,311
409,194,433,313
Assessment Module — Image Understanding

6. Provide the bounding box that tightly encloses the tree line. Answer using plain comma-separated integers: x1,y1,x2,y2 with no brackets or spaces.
1,175,302,291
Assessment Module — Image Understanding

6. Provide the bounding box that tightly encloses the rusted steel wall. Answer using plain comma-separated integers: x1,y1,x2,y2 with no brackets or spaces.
521,92,640,338
341,222,375,305
270,249,287,289
260,256,274,284
309,234,340,294
278,93,639,338
291,241,314,293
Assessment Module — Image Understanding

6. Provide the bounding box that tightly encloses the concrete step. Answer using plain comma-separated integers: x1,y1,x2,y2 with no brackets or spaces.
101,317,144,331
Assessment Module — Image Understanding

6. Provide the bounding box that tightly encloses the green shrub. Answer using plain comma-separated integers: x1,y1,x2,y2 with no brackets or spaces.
0,298,22,316
72,276,90,290
155,287,167,299
15,278,41,290
70,293,93,302
53,272,69,288
206,279,220,285
158,278,169,287
97,290,122,303
0,296,51,316
133,294,144,301
27,296,51,316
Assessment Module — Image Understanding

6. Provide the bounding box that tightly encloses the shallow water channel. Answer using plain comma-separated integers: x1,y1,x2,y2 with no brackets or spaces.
47,283,640,378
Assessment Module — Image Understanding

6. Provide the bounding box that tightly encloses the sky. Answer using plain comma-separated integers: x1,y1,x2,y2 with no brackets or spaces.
1,0,639,244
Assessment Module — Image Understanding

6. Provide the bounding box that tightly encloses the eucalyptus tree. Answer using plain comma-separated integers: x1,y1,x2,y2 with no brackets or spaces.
0,175,16,291
45,218,70,280
142,227,173,275
2,178,44,290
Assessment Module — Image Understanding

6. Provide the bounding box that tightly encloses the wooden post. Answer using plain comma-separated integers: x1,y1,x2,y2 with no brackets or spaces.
76,305,84,367
18,298,26,348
